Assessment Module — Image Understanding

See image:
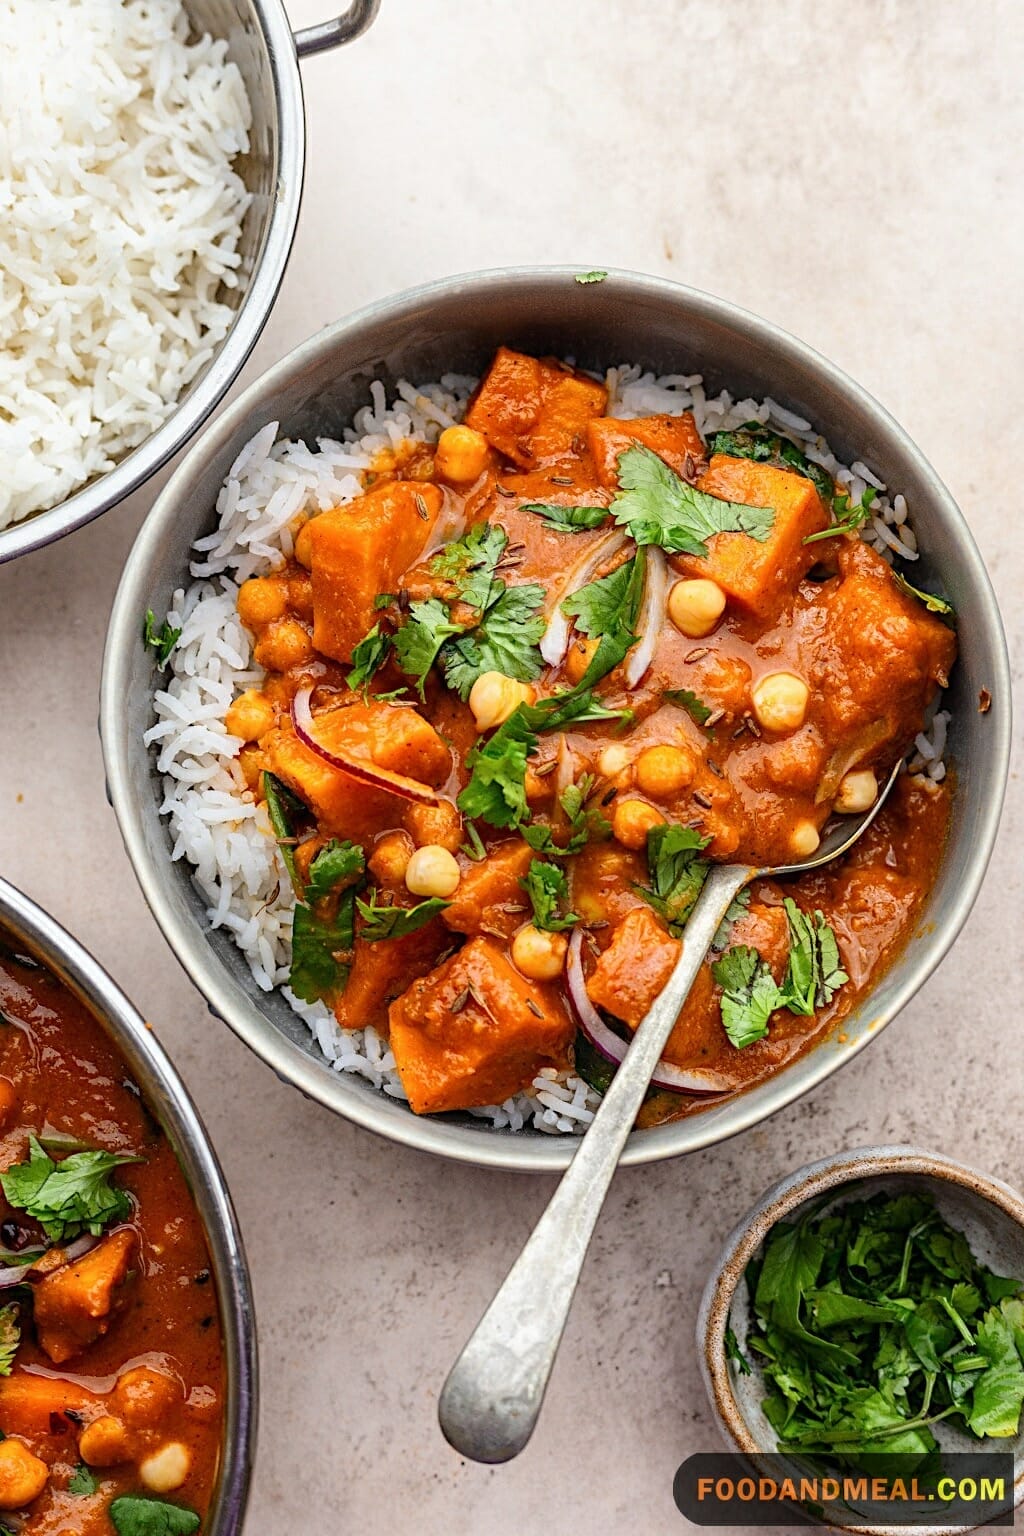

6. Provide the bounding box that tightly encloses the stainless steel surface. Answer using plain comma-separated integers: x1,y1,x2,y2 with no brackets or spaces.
99,265,1012,1174
294,0,380,56
696,1145,1024,1535
0,877,256,1536
0,0,378,566
438,766,901,1462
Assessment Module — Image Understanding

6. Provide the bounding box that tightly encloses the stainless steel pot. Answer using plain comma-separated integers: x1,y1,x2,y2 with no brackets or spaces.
0,877,256,1535
0,0,380,565
100,267,1012,1174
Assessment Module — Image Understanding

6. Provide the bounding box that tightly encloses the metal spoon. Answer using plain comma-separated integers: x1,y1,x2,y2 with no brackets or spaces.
437,761,901,1464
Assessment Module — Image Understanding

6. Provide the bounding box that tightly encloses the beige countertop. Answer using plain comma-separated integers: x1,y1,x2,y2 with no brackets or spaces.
1,2,1021,1531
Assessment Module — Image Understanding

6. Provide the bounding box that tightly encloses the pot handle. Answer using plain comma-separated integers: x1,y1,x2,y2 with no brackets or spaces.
294,0,380,58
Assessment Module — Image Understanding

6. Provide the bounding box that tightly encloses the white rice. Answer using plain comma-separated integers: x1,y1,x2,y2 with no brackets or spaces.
147,366,948,1133
0,0,252,528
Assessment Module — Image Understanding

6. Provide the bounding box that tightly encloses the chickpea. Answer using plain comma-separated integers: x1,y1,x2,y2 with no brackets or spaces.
369,830,414,886
0,1439,48,1509
237,575,289,631
253,618,314,674
668,578,727,638
833,767,878,814
468,671,536,732
751,671,810,733
288,571,314,619
225,689,275,744
139,1441,191,1494
564,635,600,686
115,1365,181,1427
405,801,463,853
293,518,315,569
405,845,461,899
612,798,665,851
598,743,631,780
434,424,491,484
635,743,695,798
789,819,821,858
511,924,568,981
79,1414,132,1468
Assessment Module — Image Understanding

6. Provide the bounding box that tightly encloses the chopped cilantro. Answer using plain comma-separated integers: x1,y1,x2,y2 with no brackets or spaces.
712,899,847,1049
707,421,834,505
724,1325,751,1375
561,549,646,690
520,860,579,932
891,570,955,618
0,1304,19,1377
346,623,392,692
522,503,609,531
393,597,465,697
712,945,780,1049
441,580,546,699
636,823,710,935
523,775,611,857
431,522,508,613
290,897,358,1006
356,892,449,941
662,687,712,726
0,1137,140,1243
373,592,397,611
69,1462,98,1495
611,445,775,557
574,270,607,284
109,1498,201,1536
712,887,750,951
143,609,181,667
803,485,878,544
460,822,487,862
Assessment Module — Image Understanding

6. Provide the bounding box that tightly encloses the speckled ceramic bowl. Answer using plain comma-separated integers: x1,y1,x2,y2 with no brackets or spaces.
698,1145,1024,1534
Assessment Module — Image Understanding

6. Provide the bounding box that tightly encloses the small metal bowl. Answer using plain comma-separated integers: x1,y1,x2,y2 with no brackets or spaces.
0,0,379,565
0,877,256,1536
697,1145,1024,1534
100,266,1011,1172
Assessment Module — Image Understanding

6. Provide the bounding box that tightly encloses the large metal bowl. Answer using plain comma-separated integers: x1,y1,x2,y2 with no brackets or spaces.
100,267,1012,1173
0,0,379,565
0,877,255,1535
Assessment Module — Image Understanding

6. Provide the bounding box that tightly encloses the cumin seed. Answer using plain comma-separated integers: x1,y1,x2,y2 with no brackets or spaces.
704,708,725,728
744,713,762,738
731,724,747,739
532,759,559,777
497,902,528,914
684,647,710,663
468,983,497,1021
693,790,713,809
549,475,573,486
480,924,509,940
450,987,470,1014
707,759,723,778
525,998,544,1019
495,484,515,498
600,786,618,806
414,493,429,520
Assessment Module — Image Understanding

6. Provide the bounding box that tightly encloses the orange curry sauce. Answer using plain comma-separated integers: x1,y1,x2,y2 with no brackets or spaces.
0,949,224,1532
226,346,955,1124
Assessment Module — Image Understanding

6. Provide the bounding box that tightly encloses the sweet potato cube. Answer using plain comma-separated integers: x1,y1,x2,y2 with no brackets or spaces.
465,347,607,467
388,937,574,1114
335,916,450,1031
587,412,707,489
308,480,443,663
0,1372,100,1438
33,1229,136,1365
442,839,534,940
673,455,828,617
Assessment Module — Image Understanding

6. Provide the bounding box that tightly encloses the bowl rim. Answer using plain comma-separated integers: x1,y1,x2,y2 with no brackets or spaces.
100,263,1013,1173
695,1143,1024,1534
0,0,307,566
0,876,257,1536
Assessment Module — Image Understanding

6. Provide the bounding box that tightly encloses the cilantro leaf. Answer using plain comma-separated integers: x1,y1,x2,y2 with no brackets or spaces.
346,623,392,692
393,598,465,697
803,485,877,544
431,522,509,613
0,1137,139,1243
290,894,358,1005
523,775,610,857
457,709,539,829
0,1304,19,1377
711,945,779,1049
712,887,750,951
662,687,712,726
561,550,646,690
305,840,365,902
520,861,579,932
522,503,609,531
574,270,607,284
69,1463,98,1495
775,898,848,1015
109,1497,200,1536
143,609,181,667
611,445,775,556
707,421,834,505
441,581,546,700
891,570,955,618
356,892,449,942
636,823,710,935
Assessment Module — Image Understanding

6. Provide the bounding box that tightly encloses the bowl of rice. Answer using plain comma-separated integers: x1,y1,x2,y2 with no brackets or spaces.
99,267,1011,1171
0,0,378,563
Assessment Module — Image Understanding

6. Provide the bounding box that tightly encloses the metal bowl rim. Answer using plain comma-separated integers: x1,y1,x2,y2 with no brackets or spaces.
100,263,1013,1174
0,876,256,1536
0,0,306,566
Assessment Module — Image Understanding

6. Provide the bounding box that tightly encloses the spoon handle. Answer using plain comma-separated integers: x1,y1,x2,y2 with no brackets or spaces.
437,861,752,1464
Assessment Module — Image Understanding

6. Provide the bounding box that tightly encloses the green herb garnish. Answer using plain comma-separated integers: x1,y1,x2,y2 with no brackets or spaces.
707,421,834,505
0,1305,20,1377
611,445,775,557
522,503,609,531
574,270,607,284
712,899,847,1049
572,1030,617,1094
346,622,392,693
636,823,710,935
523,775,611,858
109,1497,201,1536
713,945,781,1049
520,860,579,932
431,522,508,612
803,485,878,544
69,1463,98,1496
305,840,365,903
143,609,181,667
662,687,713,726
561,550,646,690
355,892,449,942
0,1137,140,1244
261,771,305,893
393,597,465,697
746,1192,1024,1461
288,840,366,1006
441,581,546,699
891,570,955,618
724,1324,751,1375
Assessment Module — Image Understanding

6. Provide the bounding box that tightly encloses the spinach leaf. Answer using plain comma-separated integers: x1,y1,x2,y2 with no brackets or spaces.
109,1497,200,1536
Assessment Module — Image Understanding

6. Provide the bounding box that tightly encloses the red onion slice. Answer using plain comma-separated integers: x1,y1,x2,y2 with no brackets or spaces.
292,688,444,806
623,546,668,689
566,928,736,1096
540,528,628,666
0,1231,100,1290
